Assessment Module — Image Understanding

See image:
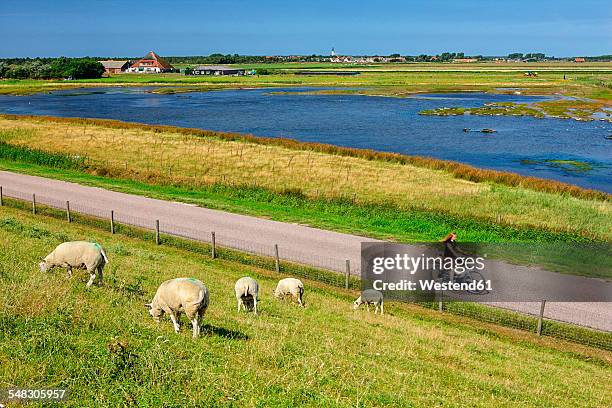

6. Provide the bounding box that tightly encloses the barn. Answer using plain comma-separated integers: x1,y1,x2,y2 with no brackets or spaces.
191,65,245,76
99,60,130,74
127,51,175,73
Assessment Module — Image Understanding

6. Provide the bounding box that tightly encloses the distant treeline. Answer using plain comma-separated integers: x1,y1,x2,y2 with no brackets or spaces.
506,53,612,62
162,53,484,64
1,53,610,79
162,52,612,64
584,55,612,62
0,57,104,79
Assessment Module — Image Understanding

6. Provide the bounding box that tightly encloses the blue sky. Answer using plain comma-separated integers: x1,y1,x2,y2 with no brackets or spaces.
1,0,610,57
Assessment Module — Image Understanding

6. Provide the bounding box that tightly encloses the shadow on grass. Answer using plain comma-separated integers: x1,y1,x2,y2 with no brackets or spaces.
201,323,249,340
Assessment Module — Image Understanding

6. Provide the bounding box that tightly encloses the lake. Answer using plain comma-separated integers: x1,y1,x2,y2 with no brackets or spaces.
0,87,610,192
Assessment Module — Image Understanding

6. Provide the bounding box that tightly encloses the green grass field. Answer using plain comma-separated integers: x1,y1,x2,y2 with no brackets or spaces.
1,205,611,407
1,62,611,102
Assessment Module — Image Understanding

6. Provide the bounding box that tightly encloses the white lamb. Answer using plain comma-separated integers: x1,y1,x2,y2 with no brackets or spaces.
39,241,108,287
234,277,259,314
274,278,304,307
146,278,209,338
353,289,384,315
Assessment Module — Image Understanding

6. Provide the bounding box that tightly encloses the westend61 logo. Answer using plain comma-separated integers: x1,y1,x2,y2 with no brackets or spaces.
370,251,490,294
361,242,492,302
372,253,486,275
361,242,612,303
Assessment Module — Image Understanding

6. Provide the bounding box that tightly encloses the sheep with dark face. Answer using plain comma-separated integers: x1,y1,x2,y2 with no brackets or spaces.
234,277,259,314
146,278,209,339
353,289,384,315
39,241,108,287
274,278,304,307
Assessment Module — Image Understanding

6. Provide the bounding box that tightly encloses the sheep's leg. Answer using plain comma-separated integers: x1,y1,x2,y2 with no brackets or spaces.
380,301,384,315
374,304,379,315
191,317,199,339
66,266,72,279
253,297,258,315
97,266,104,286
237,299,242,312
86,270,96,288
366,303,370,312
169,313,180,333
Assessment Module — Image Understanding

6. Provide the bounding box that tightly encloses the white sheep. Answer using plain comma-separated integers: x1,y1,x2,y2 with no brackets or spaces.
353,289,384,315
146,278,209,338
234,277,259,314
39,241,109,287
274,278,304,307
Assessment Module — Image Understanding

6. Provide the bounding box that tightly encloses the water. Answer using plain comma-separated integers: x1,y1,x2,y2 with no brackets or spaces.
0,87,610,192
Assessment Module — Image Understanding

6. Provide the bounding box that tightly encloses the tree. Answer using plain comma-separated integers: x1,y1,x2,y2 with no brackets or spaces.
49,57,104,79
70,59,105,79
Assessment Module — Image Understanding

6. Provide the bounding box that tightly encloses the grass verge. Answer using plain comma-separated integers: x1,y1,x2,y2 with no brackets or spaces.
0,158,598,244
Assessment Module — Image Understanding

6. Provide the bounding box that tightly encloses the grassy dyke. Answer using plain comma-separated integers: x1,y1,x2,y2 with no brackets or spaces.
2,191,611,351
1,205,611,406
0,116,610,243
0,152,601,245
1,114,608,202
0,139,86,169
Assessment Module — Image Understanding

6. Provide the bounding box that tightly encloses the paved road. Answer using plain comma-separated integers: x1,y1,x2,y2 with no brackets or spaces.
0,171,374,273
0,171,610,332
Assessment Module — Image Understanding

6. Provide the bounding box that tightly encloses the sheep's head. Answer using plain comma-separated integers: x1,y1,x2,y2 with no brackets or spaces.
39,260,48,273
243,297,255,311
145,303,163,322
353,297,362,310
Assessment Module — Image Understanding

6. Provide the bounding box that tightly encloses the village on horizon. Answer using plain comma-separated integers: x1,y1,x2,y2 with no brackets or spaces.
91,49,609,76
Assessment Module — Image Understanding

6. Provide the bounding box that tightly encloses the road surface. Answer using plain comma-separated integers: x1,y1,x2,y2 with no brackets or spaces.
0,171,609,332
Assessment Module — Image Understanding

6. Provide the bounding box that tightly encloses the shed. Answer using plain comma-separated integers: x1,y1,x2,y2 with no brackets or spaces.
191,65,245,76
99,60,130,74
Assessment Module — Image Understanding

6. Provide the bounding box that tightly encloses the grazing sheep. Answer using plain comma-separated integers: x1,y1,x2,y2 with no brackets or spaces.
39,241,108,287
234,277,259,314
146,278,209,339
274,278,304,307
353,289,384,315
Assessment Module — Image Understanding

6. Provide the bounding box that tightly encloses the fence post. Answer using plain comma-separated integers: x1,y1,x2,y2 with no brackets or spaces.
438,300,443,312
32,194,36,215
345,259,350,289
0,186,3,206
155,220,160,245
274,244,280,273
66,201,71,223
537,299,546,336
211,232,216,259
110,210,115,234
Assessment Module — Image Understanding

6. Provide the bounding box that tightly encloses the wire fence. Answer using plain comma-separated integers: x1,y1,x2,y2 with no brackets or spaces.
0,184,610,350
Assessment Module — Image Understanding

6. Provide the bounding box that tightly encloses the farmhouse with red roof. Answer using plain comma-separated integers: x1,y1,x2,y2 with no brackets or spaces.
127,51,175,73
